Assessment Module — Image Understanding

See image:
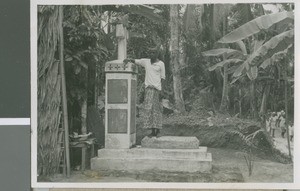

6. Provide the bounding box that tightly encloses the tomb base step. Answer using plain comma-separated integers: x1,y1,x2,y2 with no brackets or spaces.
141,136,199,149
91,148,212,173
97,147,208,159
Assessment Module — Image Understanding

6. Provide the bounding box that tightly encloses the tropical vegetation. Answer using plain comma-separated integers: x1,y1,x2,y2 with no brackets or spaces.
37,3,294,176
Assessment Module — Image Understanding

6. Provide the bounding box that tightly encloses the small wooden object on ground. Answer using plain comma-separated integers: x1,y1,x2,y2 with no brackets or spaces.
70,138,96,171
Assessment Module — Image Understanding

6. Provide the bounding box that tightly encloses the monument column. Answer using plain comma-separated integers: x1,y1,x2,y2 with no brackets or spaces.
104,24,138,149
116,24,127,60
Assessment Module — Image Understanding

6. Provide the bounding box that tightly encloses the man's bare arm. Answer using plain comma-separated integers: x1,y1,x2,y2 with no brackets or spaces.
123,58,148,67
123,58,135,65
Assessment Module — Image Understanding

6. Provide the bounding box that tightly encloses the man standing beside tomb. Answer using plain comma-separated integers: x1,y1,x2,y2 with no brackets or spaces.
123,48,165,138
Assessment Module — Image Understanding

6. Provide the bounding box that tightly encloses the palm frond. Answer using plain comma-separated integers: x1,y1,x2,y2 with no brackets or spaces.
230,129,264,149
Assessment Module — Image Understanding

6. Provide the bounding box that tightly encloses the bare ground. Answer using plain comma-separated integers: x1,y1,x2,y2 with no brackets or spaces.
45,145,292,183
209,147,293,183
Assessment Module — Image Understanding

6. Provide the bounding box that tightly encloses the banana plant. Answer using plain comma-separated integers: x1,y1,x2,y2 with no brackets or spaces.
202,11,294,117
233,29,294,80
203,11,294,81
219,11,294,80
202,44,249,113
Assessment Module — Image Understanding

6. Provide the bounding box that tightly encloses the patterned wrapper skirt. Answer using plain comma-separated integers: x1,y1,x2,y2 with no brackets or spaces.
143,86,162,129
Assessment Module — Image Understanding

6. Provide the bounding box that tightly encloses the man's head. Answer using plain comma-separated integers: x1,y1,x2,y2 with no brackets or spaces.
149,49,159,64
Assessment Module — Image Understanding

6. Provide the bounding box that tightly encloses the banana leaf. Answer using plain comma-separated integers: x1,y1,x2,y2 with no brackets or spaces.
260,58,272,69
233,61,247,77
230,75,243,84
236,40,247,54
218,11,294,43
253,40,265,53
260,44,293,69
208,59,243,71
202,48,244,58
232,29,293,79
227,64,240,74
247,29,294,66
246,66,258,80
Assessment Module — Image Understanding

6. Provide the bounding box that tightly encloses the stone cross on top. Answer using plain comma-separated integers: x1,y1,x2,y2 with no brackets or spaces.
104,22,137,149
116,22,128,60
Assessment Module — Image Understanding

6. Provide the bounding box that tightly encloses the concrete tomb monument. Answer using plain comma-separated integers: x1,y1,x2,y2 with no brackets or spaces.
91,23,212,174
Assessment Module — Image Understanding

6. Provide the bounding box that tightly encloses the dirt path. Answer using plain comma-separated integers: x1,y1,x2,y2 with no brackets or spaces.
272,132,294,158
209,147,293,183
210,129,293,183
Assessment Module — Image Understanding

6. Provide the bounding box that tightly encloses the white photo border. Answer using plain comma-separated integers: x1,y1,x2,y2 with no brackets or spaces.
31,0,300,188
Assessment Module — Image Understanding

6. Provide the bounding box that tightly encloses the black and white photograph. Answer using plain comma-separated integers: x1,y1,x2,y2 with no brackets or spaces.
32,1,297,187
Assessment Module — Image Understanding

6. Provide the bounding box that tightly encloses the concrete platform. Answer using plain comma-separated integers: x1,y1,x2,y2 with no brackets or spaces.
97,147,208,159
91,153,212,173
91,147,212,173
141,136,199,149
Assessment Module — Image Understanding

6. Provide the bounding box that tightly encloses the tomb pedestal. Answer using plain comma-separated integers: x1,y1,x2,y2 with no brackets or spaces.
92,136,212,173
104,60,138,149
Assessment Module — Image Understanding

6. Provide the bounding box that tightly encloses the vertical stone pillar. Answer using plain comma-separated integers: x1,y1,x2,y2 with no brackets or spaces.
104,61,138,149
104,24,137,149
116,24,128,60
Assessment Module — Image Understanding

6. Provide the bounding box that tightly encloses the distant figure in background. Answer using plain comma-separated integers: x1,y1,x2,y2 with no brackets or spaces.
123,48,165,138
269,112,277,138
265,111,271,133
279,112,286,138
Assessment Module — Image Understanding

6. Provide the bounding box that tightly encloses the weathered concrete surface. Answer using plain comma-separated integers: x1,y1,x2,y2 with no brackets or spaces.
141,136,200,149
91,147,212,173
91,153,212,173
97,147,208,159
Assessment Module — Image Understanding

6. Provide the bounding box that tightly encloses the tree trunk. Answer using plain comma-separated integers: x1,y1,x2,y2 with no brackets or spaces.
250,80,258,119
179,5,187,68
219,63,229,112
275,64,281,111
259,83,270,129
284,59,292,159
170,5,185,113
259,83,270,114
81,63,89,134
58,5,71,177
81,98,87,134
219,13,229,113
210,4,215,48
38,6,67,177
87,62,96,107
239,89,243,117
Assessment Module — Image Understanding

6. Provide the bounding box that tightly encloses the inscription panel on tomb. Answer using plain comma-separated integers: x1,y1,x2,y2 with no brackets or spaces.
108,109,128,133
107,79,128,103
